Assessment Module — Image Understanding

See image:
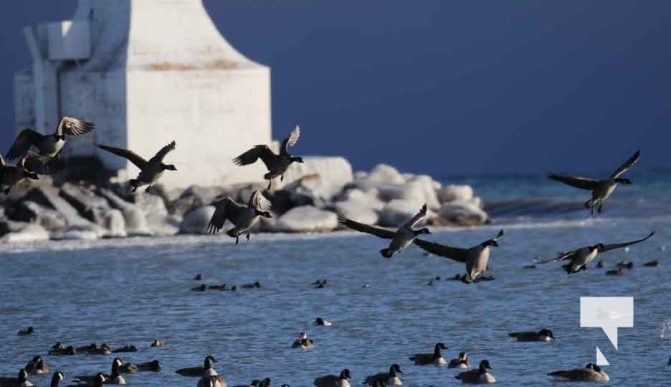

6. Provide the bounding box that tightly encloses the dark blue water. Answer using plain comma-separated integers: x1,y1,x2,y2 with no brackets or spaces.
1,173,670,386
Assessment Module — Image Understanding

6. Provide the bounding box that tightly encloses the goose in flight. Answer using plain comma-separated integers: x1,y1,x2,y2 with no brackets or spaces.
534,231,654,274
6,117,94,160
233,125,304,189
0,153,39,194
548,150,640,215
207,190,272,244
414,230,504,282
96,141,177,192
338,204,430,258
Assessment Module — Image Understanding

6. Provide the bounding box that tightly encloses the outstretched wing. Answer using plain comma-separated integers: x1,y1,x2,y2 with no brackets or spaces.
233,145,278,170
247,190,271,212
96,143,148,169
280,125,301,155
533,249,577,264
599,231,654,253
21,153,59,175
338,215,397,239
610,150,640,179
148,141,176,163
414,239,469,263
6,129,43,160
56,117,95,136
547,173,599,190
403,204,428,229
207,198,245,234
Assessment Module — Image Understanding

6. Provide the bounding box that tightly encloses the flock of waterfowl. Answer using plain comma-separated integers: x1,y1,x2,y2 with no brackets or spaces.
1,117,663,385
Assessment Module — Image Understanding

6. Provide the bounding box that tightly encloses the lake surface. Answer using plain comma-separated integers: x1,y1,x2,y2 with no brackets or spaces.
1,173,670,386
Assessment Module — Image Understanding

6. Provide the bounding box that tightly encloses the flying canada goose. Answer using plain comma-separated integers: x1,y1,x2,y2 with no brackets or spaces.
448,352,472,369
0,154,39,194
338,204,430,258
548,363,609,381
233,125,304,189
548,150,640,215
0,369,33,387
415,230,504,282
409,342,448,366
313,368,351,387
5,117,95,160
50,371,65,387
177,356,217,377
363,364,403,386
508,328,555,342
24,355,49,375
534,232,654,274
96,141,177,192
207,190,272,243
455,360,496,384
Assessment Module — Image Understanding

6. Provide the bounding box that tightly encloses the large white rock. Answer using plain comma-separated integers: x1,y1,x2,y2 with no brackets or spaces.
379,199,430,227
439,201,489,226
180,205,216,234
364,164,405,185
133,193,180,236
337,188,385,210
438,185,474,203
1,223,50,243
104,209,127,238
98,188,152,236
406,175,441,210
273,206,338,233
278,157,354,201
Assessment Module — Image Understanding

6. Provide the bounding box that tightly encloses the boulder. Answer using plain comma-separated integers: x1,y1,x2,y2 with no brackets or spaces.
406,175,441,209
169,185,226,217
364,164,405,185
59,183,111,225
1,223,50,243
379,199,431,227
438,201,489,226
438,185,474,203
131,193,179,236
20,186,104,237
98,188,152,236
273,206,338,233
9,201,67,233
104,209,127,238
180,206,216,234
335,188,385,211
277,157,354,201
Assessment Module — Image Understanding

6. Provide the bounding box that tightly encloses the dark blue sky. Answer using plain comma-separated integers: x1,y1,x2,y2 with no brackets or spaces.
1,1,669,176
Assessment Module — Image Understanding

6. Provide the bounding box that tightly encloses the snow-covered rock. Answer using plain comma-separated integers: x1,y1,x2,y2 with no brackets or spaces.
1,223,50,243
438,185,474,203
364,164,405,185
439,201,489,226
379,199,430,227
273,206,338,233
278,157,353,201
104,209,127,238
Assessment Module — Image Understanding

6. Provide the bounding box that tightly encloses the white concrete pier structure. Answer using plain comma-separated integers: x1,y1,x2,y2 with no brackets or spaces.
15,0,271,188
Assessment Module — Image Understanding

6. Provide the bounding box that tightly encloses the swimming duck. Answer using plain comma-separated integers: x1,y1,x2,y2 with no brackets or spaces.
455,360,496,384
0,154,39,194
548,150,639,215
339,204,430,258
96,140,177,193
17,326,34,336
50,371,64,387
616,260,634,270
409,342,448,366
548,363,609,381
233,125,304,189
415,230,504,282
313,368,351,387
207,190,272,244
241,281,262,289
508,328,555,342
448,352,472,369
151,339,164,348
363,364,402,386
135,360,162,372
291,332,315,349
605,267,626,276
197,368,227,387
0,369,33,387
176,356,217,377
314,317,332,326
76,343,97,353
192,284,207,292
534,232,654,273
5,117,95,160
112,345,137,353
643,259,660,267
48,343,76,356
90,343,112,355
232,378,271,387
24,355,49,375
72,372,107,387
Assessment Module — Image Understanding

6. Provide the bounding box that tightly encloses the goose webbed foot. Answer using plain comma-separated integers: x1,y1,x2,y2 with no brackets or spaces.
235,235,240,245
598,204,603,214
246,233,251,241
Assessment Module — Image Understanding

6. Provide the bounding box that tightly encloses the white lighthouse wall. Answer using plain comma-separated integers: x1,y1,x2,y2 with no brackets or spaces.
125,67,271,188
